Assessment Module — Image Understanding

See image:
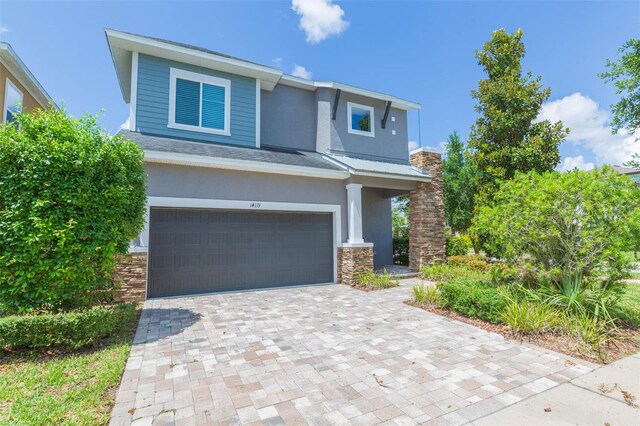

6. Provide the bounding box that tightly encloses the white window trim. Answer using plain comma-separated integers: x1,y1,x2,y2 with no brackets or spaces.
3,78,23,124
168,68,231,136
347,101,375,138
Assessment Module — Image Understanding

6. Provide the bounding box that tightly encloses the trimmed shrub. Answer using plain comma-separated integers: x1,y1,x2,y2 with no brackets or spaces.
421,263,489,282
0,109,146,312
355,271,399,290
446,234,472,257
447,254,489,271
437,279,508,323
0,303,138,350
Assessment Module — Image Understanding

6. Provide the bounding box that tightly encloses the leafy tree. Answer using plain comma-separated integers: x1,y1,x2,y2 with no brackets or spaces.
468,28,568,202
472,167,639,285
599,39,640,167
392,195,409,238
442,132,476,233
0,108,147,312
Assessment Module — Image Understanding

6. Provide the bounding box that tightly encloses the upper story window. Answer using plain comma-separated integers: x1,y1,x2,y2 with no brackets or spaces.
4,79,23,125
168,68,231,136
347,102,375,137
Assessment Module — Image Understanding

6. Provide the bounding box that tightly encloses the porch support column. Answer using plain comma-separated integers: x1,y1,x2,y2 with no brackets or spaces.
409,148,446,271
339,183,373,285
346,183,364,244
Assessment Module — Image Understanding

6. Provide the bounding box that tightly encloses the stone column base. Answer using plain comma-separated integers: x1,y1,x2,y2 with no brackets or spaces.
113,252,147,302
337,245,374,286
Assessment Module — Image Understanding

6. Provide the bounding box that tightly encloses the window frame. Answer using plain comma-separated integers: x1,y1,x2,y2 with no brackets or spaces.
3,78,24,125
168,68,231,136
347,101,375,138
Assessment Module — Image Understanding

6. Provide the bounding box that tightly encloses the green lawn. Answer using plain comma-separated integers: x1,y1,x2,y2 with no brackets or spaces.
0,309,139,425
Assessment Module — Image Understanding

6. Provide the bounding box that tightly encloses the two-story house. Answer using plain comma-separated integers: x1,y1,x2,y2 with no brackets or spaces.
106,29,445,300
0,42,52,124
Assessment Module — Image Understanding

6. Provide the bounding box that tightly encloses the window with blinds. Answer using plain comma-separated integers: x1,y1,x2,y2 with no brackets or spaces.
169,68,230,135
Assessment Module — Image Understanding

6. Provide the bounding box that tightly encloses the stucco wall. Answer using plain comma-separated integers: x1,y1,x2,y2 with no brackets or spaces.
145,162,349,243
260,85,317,151
362,187,393,267
0,63,45,118
329,90,409,163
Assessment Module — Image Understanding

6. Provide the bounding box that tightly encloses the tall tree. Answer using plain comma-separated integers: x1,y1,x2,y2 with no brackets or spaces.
468,28,568,202
443,132,476,233
599,39,640,167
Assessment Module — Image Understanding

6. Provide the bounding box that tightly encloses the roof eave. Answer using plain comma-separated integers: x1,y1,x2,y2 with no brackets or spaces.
105,29,284,103
279,75,421,110
0,43,56,110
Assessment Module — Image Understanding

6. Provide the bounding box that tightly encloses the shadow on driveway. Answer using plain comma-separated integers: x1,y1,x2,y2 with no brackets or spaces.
132,308,202,345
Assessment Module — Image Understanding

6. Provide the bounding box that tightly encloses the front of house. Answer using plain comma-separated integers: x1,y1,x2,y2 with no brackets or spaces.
106,29,445,300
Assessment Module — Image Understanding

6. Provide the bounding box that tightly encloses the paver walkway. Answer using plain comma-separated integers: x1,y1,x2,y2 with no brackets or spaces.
110,280,595,425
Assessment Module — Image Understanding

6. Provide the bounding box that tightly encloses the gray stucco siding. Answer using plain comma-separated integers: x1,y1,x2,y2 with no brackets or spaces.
260,85,317,151
144,163,349,243
135,54,256,147
362,188,393,267
329,90,409,163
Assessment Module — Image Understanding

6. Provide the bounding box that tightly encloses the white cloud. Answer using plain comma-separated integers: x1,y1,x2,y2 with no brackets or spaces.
538,92,638,167
0,25,10,33
291,0,349,44
119,117,130,130
291,65,312,79
408,141,419,151
272,57,283,68
559,155,595,172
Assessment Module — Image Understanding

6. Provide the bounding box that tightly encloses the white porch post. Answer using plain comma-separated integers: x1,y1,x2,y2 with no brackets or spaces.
346,183,364,244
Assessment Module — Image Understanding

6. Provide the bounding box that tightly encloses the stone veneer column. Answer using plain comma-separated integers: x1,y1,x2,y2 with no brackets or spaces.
112,253,148,302
409,148,446,271
337,246,374,286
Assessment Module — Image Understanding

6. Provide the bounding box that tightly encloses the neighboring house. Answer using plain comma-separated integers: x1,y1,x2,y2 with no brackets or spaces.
613,165,640,184
106,29,445,300
0,42,52,124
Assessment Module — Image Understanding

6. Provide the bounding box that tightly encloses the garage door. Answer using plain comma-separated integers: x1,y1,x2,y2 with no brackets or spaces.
147,208,334,298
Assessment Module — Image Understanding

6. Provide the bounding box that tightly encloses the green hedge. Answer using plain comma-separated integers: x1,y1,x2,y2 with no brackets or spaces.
437,279,508,323
0,303,138,350
445,234,472,257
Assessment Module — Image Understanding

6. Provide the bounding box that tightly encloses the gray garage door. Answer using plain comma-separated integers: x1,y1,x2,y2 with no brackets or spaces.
147,208,334,298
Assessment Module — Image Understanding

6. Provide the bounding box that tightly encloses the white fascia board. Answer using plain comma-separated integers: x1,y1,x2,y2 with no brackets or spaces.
321,154,431,183
105,29,283,102
143,149,350,180
0,43,55,109
279,75,421,111
350,169,431,183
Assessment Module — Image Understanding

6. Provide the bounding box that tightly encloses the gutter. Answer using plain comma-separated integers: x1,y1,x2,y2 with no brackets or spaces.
143,149,350,180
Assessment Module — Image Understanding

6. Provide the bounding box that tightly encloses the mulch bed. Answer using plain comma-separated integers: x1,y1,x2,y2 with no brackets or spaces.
406,301,640,365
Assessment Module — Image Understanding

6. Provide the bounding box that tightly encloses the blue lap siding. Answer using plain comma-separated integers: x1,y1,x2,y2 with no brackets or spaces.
135,54,256,147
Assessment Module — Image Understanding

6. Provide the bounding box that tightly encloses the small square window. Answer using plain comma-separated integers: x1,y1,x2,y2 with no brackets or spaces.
347,102,375,137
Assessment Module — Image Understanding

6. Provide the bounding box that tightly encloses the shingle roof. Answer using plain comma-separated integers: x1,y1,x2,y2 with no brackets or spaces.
613,165,640,175
104,28,273,70
118,130,343,171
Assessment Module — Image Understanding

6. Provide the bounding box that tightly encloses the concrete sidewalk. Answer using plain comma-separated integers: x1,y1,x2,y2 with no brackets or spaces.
473,353,640,425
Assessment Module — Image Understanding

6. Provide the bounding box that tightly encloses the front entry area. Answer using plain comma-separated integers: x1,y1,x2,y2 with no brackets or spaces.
147,208,334,298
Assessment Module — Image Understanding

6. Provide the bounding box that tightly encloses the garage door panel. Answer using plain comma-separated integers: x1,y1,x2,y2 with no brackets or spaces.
148,208,333,298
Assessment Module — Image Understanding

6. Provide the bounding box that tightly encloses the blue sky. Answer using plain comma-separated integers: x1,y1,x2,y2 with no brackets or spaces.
1,1,638,169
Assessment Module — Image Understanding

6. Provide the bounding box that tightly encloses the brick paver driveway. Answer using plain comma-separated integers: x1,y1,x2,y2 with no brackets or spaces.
110,281,594,425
